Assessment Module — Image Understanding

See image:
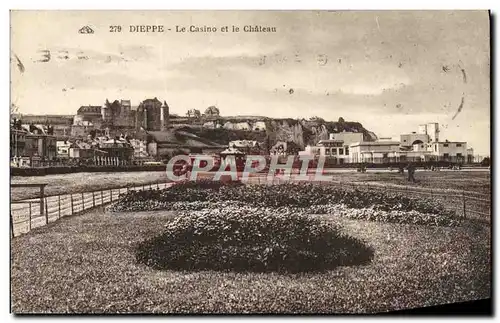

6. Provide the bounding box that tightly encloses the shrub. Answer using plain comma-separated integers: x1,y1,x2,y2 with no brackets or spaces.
135,207,374,273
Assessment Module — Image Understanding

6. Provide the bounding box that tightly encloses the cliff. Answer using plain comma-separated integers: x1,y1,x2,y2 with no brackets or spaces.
173,116,377,150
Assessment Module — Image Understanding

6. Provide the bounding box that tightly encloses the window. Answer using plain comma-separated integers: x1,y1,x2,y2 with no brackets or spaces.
456,153,463,158
443,144,449,147
434,145,437,152
332,149,337,156
443,153,450,160
345,147,349,155
456,143,462,147
339,148,344,155
403,140,407,142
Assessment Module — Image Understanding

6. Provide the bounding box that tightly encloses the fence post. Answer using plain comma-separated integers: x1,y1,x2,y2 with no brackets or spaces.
45,198,49,224
39,185,45,218
10,213,14,238
92,191,96,208
462,190,466,219
157,182,160,189
82,192,85,210
70,194,74,215
58,195,61,219
110,189,113,202
28,202,32,231
101,190,104,205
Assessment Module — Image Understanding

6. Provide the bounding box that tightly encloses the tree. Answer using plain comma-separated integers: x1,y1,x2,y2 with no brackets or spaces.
338,117,345,123
204,106,220,117
265,135,271,154
309,116,325,123
11,103,19,116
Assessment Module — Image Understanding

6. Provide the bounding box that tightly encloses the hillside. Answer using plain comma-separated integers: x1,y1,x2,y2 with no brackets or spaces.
172,117,378,149
16,113,377,151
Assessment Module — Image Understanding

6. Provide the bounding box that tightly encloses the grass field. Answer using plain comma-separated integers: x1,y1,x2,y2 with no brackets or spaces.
10,171,169,201
10,169,491,201
11,208,490,314
333,170,491,195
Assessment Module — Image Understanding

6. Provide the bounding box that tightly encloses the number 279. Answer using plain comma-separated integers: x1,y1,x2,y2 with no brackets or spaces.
109,26,122,32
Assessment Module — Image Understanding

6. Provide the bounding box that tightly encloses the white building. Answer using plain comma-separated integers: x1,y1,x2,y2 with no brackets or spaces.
318,139,350,163
429,141,467,162
129,139,148,158
400,132,430,148
299,132,363,163
69,141,92,159
400,122,440,148
419,122,440,142
349,141,401,163
301,139,350,163
299,125,469,164
328,132,363,146
56,140,71,159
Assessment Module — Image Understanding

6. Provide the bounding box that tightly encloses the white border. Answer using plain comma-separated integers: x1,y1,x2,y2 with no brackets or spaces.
1,1,496,322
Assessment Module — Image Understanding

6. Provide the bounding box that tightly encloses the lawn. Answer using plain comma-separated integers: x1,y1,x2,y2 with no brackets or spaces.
10,171,168,201
325,170,491,195
11,208,490,314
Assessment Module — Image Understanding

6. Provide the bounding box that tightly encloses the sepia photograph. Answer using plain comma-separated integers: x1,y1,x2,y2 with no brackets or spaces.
9,10,491,314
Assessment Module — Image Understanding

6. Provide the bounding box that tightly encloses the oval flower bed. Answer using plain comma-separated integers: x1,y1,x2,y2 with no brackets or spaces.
136,207,374,273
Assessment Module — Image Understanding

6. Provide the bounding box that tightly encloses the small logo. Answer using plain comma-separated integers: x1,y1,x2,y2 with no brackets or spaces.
79,26,94,34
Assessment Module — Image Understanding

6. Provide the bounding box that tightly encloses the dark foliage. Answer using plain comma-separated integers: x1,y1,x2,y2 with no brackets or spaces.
113,182,455,220
136,208,374,272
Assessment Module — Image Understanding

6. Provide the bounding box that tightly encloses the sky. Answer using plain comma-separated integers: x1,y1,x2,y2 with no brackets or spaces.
10,10,490,155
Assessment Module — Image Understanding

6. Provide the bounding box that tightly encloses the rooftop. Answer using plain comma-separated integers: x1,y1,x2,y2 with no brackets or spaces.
350,141,400,147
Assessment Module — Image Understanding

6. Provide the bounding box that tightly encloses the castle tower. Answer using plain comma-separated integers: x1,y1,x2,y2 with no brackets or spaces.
101,99,111,123
161,101,170,131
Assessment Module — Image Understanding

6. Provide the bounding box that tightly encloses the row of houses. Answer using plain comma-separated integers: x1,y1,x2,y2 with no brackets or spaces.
10,127,57,167
10,123,143,167
10,121,232,167
300,123,475,164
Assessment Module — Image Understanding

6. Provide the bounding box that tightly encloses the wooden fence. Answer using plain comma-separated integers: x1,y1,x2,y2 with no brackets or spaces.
10,182,173,238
